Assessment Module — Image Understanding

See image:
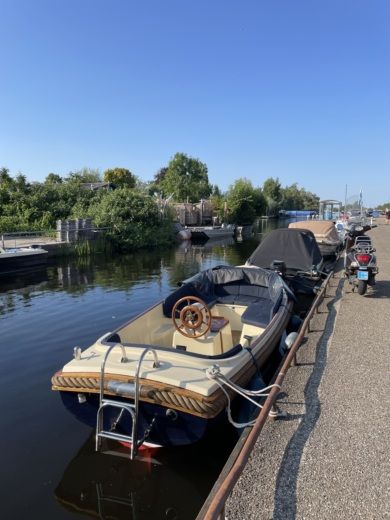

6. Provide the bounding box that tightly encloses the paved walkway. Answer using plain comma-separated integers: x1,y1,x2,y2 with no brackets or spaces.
2,235,57,248
226,219,390,520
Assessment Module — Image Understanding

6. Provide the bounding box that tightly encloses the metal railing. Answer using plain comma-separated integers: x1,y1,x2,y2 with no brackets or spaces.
196,269,335,520
1,227,111,248
1,230,55,248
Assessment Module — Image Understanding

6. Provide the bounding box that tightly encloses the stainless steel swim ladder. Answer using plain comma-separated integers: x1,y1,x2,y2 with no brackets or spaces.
95,344,160,459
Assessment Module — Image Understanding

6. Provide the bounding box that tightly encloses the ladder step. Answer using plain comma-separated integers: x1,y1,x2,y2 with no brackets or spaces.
97,430,134,444
96,346,160,459
101,398,135,411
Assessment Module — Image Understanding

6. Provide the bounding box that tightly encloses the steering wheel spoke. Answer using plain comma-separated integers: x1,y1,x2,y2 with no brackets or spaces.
172,296,212,339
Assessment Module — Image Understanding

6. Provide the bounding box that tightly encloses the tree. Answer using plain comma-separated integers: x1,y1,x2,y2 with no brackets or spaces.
263,177,282,202
0,167,12,187
45,173,63,184
67,168,101,183
253,187,267,216
160,153,211,202
147,167,168,196
154,167,168,185
14,173,29,192
89,187,173,251
281,183,302,210
226,178,263,225
211,184,222,197
262,177,282,215
103,167,136,188
300,189,319,210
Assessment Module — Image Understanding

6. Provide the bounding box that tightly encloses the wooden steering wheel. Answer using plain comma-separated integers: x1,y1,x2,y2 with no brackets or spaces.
172,296,212,338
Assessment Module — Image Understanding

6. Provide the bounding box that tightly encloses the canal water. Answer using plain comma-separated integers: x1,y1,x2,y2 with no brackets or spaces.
0,219,286,519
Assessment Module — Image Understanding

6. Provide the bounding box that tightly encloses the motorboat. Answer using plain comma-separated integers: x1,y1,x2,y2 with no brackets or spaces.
51,265,294,455
288,220,343,257
187,225,235,241
0,245,48,275
245,228,330,314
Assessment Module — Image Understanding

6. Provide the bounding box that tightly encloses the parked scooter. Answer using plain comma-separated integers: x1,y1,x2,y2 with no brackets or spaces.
344,226,378,295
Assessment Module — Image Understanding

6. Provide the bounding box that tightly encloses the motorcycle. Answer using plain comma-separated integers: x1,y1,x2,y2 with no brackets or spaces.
344,226,378,295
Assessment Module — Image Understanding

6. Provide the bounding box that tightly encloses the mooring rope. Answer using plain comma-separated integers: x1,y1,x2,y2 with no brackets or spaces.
206,364,281,428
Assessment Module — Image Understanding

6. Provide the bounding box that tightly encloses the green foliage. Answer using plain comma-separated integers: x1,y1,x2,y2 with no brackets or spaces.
0,165,321,247
263,177,282,203
0,216,35,233
148,167,169,196
281,183,319,210
66,168,101,184
225,178,266,225
103,167,136,188
253,188,267,217
88,188,174,251
299,189,320,210
154,167,168,184
14,174,29,192
0,167,12,186
0,170,102,230
209,193,225,221
211,184,223,197
45,173,63,184
262,177,282,215
159,153,212,202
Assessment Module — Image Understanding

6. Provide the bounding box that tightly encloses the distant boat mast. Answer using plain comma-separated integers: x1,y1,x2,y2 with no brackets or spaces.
344,184,348,213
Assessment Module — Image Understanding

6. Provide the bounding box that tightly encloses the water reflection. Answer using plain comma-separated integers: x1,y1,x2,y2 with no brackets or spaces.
0,236,257,315
0,222,296,316
55,432,235,520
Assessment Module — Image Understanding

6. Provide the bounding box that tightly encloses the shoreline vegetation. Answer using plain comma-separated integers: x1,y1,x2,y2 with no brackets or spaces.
1,154,322,253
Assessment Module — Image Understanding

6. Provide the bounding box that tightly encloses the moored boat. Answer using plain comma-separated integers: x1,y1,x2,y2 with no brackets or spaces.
245,228,330,314
288,220,343,257
0,245,48,275
187,225,235,241
51,265,294,454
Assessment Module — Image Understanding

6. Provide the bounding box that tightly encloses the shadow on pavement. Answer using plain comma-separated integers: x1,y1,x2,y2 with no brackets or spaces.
363,280,390,299
272,277,344,520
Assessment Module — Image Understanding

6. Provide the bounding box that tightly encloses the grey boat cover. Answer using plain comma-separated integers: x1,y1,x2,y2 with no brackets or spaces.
246,228,323,272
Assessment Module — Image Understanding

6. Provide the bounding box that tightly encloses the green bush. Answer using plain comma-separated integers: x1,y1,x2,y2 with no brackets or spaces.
89,188,174,251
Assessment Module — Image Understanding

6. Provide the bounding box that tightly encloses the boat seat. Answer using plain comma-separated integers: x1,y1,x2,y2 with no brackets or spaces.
214,281,270,306
241,299,275,328
210,316,229,332
215,294,261,305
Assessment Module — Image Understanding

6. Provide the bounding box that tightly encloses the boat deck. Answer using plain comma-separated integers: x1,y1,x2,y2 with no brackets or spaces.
224,218,390,519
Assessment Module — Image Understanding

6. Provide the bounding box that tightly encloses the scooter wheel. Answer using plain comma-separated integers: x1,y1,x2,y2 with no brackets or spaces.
357,280,367,295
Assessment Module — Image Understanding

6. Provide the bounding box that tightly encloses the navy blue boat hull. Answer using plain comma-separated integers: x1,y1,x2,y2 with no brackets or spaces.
60,391,222,447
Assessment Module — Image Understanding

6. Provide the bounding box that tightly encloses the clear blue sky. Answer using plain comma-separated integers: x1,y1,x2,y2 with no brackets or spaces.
1,0,389,206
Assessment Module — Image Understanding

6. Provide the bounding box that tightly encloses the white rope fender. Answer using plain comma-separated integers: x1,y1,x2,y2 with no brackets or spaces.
205,364,281,429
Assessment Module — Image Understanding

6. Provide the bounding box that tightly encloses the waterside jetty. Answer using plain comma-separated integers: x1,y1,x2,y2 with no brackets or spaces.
224,219,389,519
